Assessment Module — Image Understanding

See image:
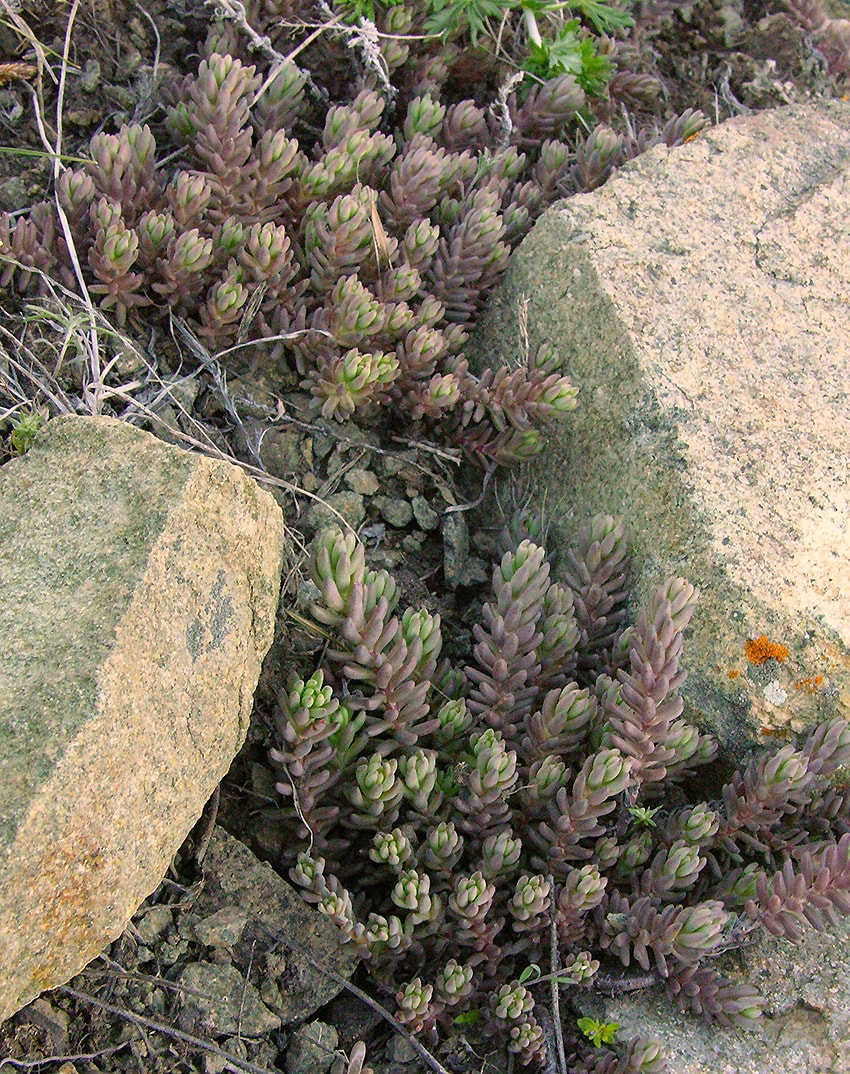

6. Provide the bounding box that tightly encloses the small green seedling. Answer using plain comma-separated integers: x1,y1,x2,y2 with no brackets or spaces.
577,1017,620,1047
627,804,662,827
453,1009,481,1027
8,409,45,455
520,15,613,93
333,0,630,96
518,961,595,987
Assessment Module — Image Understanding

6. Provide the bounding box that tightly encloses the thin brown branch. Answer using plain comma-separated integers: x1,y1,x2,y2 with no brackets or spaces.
0,1044,129,1070
547,875,568,1074
256,926,456,1074
57,986,280,1074
194,784,220,867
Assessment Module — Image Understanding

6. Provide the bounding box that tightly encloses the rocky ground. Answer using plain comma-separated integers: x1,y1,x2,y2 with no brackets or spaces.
1,0,849,1071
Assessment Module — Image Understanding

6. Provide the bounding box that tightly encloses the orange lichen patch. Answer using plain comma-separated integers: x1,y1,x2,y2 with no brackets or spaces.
727,669,740,679
744,635,789,665
760,726,791,740
795,675,824,693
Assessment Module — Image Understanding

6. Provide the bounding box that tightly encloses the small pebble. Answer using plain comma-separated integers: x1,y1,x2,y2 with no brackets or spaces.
179,963,281,1036
177,912,202,942
251,762,277,798
157,938,189,966
194,907,248,948
79,58,100,92
345,467,380,495
116,46,143,79
412,495,440,530
223,1038,248,1060
260,978,283,1009
388,1034,419,1063
134,905,173,945
285,1020,339,1074
260,426,310,476
380,455,406,476
311,430,336,460
0,176,29,212
266,950,288,979
374,496,413,528
305,491,365,530
204,1053,227,1074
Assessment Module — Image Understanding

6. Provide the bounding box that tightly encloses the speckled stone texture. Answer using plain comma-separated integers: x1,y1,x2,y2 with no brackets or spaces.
187,828,357,1027
594,919,850,1074
470,100,850,1074
0,416,285,1020
471,100,850,756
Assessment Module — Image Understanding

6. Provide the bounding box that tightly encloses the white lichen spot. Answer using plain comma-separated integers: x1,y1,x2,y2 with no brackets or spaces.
763,680,787,706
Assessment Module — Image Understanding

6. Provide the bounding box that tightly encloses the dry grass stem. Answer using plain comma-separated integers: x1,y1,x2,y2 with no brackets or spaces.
0,1044,130,1069
0,0,57,84
18,0,103,405
57,986,280,1074
547,875,568,1074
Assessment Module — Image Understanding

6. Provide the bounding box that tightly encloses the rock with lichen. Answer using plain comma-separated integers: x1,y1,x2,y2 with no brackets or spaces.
470,100,850,754
0,416,285,1021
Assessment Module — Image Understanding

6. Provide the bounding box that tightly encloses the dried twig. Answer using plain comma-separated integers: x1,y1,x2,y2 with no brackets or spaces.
0,311,75,413
130,0,162,77
548,875,568,1074
22,0,102,410
194,784,220,867
0,296,357,537
257,925,456,1074
0,1044,129,1070
490,71,524,149
57,986,280,1074
206,0,286,62
443,459,496,513
172,317,265,470
209,0,330,105
128,0,163,122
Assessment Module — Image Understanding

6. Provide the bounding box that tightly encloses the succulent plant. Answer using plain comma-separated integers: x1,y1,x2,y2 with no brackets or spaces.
0,0,708,466
269,513,850,1069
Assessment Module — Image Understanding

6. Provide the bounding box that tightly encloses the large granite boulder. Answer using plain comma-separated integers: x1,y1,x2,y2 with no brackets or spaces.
469,100,850,1073
470,100,850,758
0,416,285,1021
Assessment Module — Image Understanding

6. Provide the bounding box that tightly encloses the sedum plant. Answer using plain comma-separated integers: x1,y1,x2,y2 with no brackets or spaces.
0,0,706,464
269,515,850,1069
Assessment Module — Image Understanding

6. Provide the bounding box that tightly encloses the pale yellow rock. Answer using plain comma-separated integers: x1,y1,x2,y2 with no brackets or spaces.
471,100,850,748
0,416,285,1020
468,101,850,1074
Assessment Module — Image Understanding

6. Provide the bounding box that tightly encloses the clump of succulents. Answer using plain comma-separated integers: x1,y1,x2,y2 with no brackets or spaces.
269,514,850,1069
776,0,850,82
0,0,706,464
